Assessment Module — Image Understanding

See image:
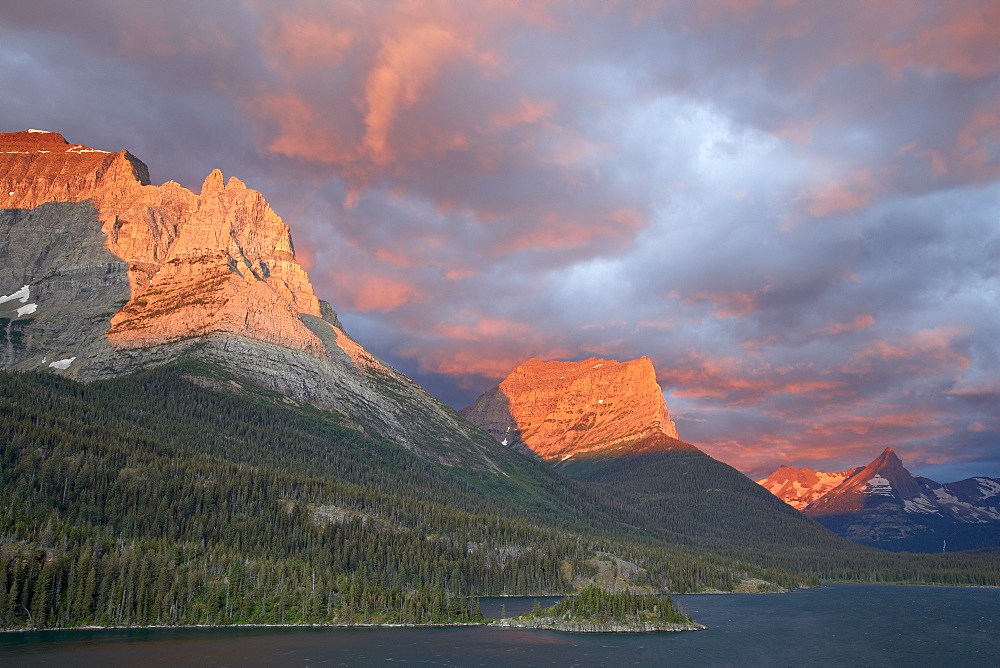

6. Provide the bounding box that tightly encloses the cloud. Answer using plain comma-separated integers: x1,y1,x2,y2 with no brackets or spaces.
2,0,999,481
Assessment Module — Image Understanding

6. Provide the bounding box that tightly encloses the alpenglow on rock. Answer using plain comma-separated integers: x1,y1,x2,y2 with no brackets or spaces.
756,465,860,511
462,357,680,461
0,130,501,468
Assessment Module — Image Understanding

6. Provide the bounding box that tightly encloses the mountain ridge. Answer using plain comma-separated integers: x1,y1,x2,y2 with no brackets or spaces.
756,465,861,510
0,129,502,468
759,448,1000,551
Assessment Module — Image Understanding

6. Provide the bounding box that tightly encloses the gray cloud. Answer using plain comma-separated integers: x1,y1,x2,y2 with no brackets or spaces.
1,0,997,481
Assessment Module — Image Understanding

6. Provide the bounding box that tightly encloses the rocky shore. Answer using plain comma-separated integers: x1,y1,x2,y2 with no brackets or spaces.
491,617,706,633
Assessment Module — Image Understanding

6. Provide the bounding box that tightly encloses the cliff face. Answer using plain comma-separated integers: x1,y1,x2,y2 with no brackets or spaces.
0,129,150,209
1,130,322,352
103,170,323,351
462,357,680,461
0,130,500,468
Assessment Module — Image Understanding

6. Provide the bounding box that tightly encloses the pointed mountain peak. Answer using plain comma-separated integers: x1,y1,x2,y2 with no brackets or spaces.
802,448,925,518
869,447,905,473
201,169,225,195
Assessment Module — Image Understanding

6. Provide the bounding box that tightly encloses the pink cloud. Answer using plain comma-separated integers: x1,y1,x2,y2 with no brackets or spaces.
258,9,356,70
361,23,473,166
328,271,422,312
491,96,555,129
880,3,1000,80
687,292,752,318
802,168,883,218
813,314,875,336
405,341,576,380
431,316,535,342
499,208,645,253
250,90,357,165
843,326,969,375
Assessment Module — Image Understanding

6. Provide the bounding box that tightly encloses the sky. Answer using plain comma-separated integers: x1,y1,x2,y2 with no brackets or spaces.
2,0,998,481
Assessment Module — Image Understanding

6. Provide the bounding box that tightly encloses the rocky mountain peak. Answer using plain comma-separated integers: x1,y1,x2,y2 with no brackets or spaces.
2,130,507,469
1,131,323,359
462,356,681,461
872,446,900,468
201,168,225,195
3,129,70,149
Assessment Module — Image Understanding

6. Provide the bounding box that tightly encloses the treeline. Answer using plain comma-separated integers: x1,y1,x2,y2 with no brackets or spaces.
522,586,692,625
0,365,804,630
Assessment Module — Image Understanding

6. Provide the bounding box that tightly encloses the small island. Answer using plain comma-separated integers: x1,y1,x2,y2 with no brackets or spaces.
492,586,705,633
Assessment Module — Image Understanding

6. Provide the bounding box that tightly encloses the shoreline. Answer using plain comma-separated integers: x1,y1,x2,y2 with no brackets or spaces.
2,619,706,635
491,618,706,633
1,621,487,634
5,583,992,635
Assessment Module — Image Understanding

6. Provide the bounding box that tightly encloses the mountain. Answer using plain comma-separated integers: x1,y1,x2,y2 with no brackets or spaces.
0,129,499,467
759,448,1000,552
3,131,838,630
461,356,683,460
757,465,861,510
463,357,886,570
4,130,999,631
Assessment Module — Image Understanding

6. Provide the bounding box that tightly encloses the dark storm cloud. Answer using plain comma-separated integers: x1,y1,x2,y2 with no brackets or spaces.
1,0,997,480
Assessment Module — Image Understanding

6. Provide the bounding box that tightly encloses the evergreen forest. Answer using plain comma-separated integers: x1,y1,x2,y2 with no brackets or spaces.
512,586,694,627
1,361,998,630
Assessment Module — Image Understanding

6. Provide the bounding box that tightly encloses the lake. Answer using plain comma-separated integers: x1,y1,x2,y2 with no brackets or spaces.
1,585,997,666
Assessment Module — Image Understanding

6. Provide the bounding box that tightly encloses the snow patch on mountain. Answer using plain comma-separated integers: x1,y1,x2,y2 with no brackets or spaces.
933,487,960,505
16,303,37,317
864,475,893,496
48,357,76,370
0,285,30,305
903,495,940,515
975,478,1000,499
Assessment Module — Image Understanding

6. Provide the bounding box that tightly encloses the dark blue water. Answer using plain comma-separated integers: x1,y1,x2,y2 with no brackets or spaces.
1,585,997,666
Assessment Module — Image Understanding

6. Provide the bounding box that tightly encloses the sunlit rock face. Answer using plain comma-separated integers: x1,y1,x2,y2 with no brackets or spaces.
103,170,322,351
0,130,322,351
756,465,860,511
0,130,150,209
463,357,680,461
0,130,502,467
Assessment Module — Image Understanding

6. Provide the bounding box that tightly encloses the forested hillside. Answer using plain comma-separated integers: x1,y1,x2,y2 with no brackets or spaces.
560,446,1000,584
0,362,812,630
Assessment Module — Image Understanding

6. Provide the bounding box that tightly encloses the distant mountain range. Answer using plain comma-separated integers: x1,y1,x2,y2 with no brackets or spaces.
758,448,1000,552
